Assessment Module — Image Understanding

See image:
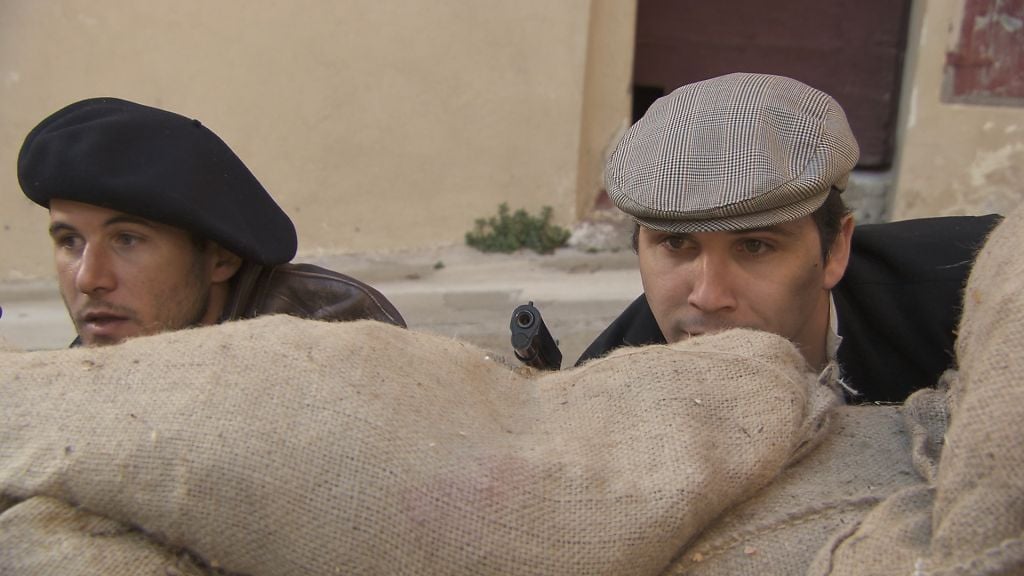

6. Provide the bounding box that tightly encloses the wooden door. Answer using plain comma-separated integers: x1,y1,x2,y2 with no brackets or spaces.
632,0,912,169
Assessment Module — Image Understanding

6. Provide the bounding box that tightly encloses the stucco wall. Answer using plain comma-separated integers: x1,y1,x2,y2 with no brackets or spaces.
574,0,636,217
0,1,635,281
891,0,1024,219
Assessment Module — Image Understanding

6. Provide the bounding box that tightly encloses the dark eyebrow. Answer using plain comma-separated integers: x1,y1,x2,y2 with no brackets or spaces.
727,224,799,238
103,214,158,228
48,215,158,238
48,222,75,237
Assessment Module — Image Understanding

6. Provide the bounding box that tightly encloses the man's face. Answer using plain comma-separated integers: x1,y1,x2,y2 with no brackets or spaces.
637,215,852,368
48,199,222,346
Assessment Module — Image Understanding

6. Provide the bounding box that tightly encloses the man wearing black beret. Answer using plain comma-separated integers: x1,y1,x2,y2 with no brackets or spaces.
576,73,999,403
18,97,405,347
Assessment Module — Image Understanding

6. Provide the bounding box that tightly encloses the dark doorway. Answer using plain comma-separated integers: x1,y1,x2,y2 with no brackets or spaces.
631,0,912,169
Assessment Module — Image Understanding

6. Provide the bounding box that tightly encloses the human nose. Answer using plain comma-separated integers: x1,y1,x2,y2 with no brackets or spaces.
686,252,737,312
74,244,116,295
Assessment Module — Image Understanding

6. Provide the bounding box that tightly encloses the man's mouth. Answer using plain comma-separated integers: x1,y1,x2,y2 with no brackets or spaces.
678,320,746,340
75,307,137,343
681,322,758,339
80,310,130,325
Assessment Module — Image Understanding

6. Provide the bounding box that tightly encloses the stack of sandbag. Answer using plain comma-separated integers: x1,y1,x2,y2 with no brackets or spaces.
5,205,1020,575
0,317,837,575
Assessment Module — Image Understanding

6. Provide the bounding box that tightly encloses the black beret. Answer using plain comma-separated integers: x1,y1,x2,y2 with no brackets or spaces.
18,97,297,265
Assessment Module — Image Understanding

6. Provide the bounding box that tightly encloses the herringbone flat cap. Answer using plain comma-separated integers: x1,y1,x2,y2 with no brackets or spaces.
607,73,860,232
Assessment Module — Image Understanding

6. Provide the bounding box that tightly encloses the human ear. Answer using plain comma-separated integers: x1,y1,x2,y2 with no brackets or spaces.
823,214,854,290
210,245,243,283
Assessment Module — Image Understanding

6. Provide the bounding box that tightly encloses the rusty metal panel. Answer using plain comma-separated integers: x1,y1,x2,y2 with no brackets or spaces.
945,0,1024,105
632,0,911,168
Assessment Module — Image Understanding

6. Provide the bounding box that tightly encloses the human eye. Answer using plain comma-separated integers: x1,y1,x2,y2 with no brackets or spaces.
52,232,82,251
112,231,144,248
737,238,773,256
661,234,695,251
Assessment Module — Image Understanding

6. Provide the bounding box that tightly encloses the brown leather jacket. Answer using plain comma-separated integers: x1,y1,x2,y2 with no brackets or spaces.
221,262,406,327
69,262,404,346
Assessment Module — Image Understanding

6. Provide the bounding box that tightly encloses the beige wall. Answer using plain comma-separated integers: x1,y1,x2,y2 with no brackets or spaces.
6,0,1021,283
891,0,1024,219
0,1,635,281
574,0,636,217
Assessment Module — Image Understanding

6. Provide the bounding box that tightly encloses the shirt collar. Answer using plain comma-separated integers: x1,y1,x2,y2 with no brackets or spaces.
823,292,859,399
826,292,842,362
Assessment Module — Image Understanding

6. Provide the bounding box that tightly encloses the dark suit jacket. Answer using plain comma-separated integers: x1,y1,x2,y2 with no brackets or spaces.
576,215,1001,403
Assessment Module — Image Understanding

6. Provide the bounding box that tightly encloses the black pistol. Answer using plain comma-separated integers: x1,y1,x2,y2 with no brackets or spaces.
510,301,562,370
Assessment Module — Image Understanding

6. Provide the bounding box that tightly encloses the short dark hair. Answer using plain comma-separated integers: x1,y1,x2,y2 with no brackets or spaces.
810,188,850,260
630,188,849,261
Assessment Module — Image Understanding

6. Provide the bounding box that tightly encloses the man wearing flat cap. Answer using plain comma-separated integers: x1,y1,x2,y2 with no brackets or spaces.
577,73,999,403
18,97,404,347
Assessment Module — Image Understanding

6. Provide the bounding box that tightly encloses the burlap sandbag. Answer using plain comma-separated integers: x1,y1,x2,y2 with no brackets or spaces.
930,203,1024,573
802,384,950,576
0,496,212,576
662,397,920,575
659,373,962,576
804,206,1024,576
0,316,838,575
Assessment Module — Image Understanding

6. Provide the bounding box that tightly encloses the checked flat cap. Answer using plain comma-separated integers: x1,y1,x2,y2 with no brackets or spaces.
607,73,860,232
18,97,297,265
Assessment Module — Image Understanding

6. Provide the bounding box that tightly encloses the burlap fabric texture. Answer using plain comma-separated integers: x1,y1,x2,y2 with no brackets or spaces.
936,202,1024,573
0,317,837,575
0,495,209,576
663,400,921,575
802,204,1024,576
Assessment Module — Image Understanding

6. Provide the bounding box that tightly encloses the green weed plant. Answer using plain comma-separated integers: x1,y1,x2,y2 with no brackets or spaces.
465,203,570,254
